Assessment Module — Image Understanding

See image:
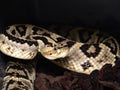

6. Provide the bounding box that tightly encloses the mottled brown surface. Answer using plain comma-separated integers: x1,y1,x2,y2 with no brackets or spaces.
35,56,120,90
0,52,5,90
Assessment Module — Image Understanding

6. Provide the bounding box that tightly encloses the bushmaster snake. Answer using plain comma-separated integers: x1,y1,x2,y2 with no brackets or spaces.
0,24,119,90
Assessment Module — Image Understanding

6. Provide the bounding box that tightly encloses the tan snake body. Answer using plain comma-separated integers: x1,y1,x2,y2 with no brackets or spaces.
0,24,119,90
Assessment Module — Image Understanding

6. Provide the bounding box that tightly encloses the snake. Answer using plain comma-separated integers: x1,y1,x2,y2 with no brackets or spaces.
0,24,119,90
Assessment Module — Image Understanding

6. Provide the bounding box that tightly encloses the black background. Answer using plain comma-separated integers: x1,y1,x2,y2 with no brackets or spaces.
0,0,120,31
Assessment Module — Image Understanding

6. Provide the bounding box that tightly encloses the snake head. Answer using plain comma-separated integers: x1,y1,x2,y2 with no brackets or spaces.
37,40,69,60
40,47,69,60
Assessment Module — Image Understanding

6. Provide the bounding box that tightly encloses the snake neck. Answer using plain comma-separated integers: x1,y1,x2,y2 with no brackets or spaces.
68,42,83,56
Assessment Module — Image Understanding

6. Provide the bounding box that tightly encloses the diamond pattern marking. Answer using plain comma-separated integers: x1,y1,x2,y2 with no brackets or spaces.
80,44,101,58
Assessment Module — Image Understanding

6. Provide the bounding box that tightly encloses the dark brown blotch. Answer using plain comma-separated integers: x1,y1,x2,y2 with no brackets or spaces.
81,61,93,70
66,41,75,48
11,30,16,35
56,37,66,42
42,33,51,37
97,59,104,63
2,41,5,44
7,47,11,50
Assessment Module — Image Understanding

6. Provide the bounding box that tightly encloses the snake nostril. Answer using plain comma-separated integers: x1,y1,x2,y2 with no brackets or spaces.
2,41,5,44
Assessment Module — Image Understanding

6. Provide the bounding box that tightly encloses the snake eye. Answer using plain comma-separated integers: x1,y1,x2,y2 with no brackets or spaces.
54,47,57,50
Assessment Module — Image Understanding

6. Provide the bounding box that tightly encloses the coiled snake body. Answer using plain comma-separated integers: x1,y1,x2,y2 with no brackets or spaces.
0,24,119,90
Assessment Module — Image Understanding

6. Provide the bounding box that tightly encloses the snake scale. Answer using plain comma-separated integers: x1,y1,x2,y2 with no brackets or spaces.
0,24,119,90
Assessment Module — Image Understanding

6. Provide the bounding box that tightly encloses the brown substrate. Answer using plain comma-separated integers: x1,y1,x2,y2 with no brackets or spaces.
35,57,120,90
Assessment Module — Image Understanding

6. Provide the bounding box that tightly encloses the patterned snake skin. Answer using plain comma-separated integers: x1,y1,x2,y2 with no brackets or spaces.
0,24,119,90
